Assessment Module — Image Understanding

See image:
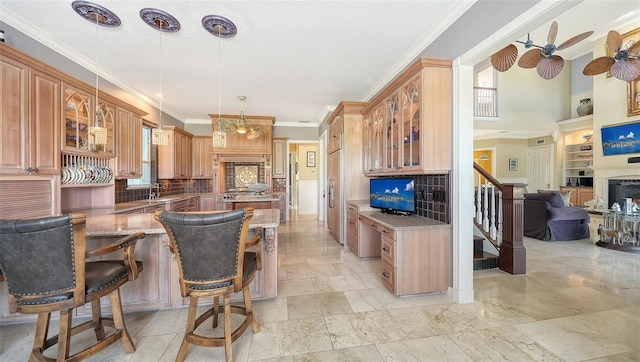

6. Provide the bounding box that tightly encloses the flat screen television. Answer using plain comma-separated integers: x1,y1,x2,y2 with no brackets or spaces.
601,120,640,156
369,177,415,215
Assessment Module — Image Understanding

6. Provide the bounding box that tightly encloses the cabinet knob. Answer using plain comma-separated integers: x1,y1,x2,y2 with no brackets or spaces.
382,247,389,252
382,272,389,278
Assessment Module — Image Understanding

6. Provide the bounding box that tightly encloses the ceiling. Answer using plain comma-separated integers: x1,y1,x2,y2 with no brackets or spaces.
0,1,638,131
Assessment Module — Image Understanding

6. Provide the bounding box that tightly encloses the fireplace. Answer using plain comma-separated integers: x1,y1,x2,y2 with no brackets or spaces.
608,179,640,209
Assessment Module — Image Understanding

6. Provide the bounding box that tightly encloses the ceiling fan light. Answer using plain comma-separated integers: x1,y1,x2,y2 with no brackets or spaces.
236,117,248,134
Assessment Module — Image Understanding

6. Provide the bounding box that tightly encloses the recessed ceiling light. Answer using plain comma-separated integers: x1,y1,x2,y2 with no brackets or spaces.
140,8,181,32
71,1,120,27
202,15,237,38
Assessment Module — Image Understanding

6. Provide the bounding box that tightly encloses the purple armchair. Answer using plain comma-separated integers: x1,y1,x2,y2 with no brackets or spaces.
524,192,590,241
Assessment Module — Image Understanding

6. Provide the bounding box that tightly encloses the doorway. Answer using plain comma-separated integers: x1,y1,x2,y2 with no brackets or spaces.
286,140,319,216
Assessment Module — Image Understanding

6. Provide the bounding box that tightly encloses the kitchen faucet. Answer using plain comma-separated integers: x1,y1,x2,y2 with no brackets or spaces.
149,183,162,200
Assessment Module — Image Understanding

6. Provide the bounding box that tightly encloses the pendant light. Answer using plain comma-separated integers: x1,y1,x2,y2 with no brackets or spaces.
72,1,122,149
203,15,237,148
140,8,181,146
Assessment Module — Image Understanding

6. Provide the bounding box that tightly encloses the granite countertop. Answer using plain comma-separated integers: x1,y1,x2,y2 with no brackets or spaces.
86,208,280,237
114,194,200,213
225,194,280,203
359,210,451,230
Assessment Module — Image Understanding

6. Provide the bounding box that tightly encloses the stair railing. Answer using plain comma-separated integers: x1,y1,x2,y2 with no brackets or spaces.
473,162,527,274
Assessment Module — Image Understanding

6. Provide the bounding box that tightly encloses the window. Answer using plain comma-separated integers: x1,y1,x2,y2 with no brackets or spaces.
474,63,498,118
127,125,152,188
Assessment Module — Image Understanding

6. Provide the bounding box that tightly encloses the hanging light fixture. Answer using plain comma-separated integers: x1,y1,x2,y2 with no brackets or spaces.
236,96,248,134
140,8,180,146
203,15,237,147
72,1,121,149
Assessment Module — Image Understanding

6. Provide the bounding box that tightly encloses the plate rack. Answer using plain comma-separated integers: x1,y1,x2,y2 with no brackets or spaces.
61,154,113,186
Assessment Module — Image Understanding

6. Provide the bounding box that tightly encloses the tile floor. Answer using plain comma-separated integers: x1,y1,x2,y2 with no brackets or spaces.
1,213,640,361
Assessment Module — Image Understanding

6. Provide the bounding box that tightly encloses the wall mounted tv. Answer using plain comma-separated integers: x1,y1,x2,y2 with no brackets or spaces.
369,177,415,215
601,120,640,156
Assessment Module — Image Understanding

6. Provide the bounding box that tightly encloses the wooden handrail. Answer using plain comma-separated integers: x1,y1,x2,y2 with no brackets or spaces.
473,162,527,274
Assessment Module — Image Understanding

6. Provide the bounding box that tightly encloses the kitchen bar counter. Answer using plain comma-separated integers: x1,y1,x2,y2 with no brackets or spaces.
86,208,280,236
0,209,280,324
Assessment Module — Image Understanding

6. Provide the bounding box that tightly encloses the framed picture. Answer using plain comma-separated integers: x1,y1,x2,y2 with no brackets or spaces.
628,79,640,116
307,151,316,167
608,27,640,78
508,158,518,171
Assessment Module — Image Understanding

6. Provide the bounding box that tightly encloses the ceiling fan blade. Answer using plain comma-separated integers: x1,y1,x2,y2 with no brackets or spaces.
537,55,564,80
583,57,615,76
490,44,518,72
219,119,238,134
557,31,594,50
518,48,542,68
628,39,640,55
546,21,558,45
610,58,640,82
246,127,264,140
606,30,623,53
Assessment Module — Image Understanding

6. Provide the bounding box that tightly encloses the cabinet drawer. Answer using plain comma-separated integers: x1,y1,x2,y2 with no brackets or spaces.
380,259,395,293
347,230,358,255
143,204,165,213
381,235,395,264
347,215,358,235
379,225,395,239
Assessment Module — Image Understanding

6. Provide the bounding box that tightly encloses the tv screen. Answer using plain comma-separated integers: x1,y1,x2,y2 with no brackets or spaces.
601,121,640,156
369,177,415,215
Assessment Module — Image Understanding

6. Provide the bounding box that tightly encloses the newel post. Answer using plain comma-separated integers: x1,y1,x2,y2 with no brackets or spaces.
499,183,526,274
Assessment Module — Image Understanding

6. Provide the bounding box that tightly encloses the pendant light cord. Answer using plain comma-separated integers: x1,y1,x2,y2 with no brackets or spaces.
94,14,100,127
217,34,222,132
159,22,163,129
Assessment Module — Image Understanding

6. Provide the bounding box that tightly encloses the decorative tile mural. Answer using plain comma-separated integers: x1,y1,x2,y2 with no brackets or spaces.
234,165,259,188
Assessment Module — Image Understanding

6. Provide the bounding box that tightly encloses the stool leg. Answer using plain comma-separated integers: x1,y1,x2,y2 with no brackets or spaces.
109,289,135,353
91,298,105,341
176,296,198,362
243,285,259,333
223,293,232,362
57,308,73,361
30,312,51,361
212,296,220,328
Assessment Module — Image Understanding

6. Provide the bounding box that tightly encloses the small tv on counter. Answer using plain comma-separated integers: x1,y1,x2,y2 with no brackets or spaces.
601,120,640,156
369,177,415,215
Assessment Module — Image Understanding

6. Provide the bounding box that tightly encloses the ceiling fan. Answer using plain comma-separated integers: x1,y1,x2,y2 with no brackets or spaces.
583,30,640,82
490,21,593,80
217,96,266,140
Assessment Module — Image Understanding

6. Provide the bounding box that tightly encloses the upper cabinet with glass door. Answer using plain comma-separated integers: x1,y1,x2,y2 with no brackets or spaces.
362,57,452,176
63,84,115,157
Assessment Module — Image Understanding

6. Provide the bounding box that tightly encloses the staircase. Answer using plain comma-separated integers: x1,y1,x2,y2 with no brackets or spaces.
473,236,499,270
473,162,527,274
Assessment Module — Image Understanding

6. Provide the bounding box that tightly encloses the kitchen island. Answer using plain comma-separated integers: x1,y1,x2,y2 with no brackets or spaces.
0,209,280,324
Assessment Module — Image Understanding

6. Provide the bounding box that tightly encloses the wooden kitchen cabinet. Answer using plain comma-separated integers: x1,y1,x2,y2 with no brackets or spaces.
272,137,287,178
115,107,143,179
362,57,452,175
62,84,115,157
559,186,594,206
326,102,368,244
158,126,193,179
192,136,213,179
0,54,60,175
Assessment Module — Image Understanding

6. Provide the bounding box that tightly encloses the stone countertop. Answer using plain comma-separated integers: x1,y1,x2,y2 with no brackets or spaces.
86,209,280,237
359,210,451,231
224,194,281,203
113,194,200,213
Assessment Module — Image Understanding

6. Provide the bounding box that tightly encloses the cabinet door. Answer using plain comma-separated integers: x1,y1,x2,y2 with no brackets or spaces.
362,114,372,173
115,108,142,178
0,55,29,174
327,150,341,241
272,138,287,178
371,104,385,172
383,91,400,172
192,136,212,179
94,100,116,156
30,70,61,175
63,85,92,153
399,74,421,170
